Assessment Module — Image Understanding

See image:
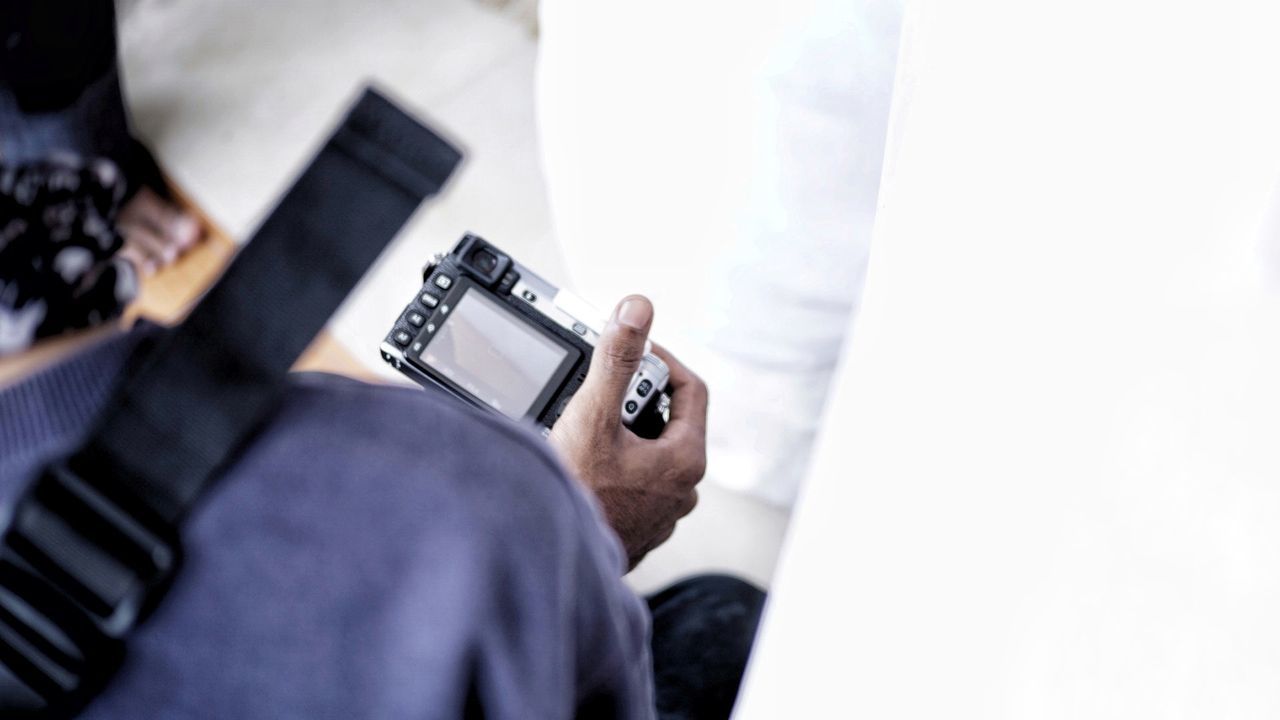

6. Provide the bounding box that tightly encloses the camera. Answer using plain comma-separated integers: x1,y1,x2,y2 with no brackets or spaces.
381,233,671,438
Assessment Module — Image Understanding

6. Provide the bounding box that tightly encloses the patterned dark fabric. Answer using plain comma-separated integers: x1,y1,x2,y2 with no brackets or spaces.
0,154,137,354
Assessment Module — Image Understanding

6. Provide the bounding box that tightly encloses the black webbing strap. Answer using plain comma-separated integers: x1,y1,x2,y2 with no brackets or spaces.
0,87,461,718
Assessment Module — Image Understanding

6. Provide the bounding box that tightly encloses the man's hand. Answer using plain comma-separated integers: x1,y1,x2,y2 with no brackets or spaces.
549,295,708,570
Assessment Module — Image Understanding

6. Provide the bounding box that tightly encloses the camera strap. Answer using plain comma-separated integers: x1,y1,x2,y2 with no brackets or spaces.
0,87,462,718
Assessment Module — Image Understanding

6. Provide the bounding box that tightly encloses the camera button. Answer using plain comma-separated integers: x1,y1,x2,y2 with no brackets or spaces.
393,330,412,346
499,270,520,293
434,275,453,290
419,293,439,308
636,379,653,398
406,311,426,328
572,322,588,336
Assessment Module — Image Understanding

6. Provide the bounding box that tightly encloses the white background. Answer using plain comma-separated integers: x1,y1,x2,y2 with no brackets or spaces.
738,1,1280,717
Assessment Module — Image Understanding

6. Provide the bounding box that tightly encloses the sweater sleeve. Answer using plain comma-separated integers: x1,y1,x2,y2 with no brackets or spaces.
451,423,656,720
298,377,659,720
564,481,656,720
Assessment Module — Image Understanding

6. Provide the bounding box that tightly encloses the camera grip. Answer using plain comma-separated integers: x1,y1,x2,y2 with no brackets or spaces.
629,391,670,439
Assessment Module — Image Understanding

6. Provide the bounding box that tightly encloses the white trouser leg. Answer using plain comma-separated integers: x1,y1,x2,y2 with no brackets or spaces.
537,0,904,506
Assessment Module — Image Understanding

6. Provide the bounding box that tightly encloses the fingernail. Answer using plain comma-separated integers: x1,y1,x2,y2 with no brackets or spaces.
615,297,651,330
173,215,199,244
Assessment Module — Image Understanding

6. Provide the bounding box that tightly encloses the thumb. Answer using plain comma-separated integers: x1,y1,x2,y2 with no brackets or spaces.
582,295,653,418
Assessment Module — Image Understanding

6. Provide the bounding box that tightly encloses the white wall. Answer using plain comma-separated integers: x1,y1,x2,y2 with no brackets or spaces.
738,1,1280,717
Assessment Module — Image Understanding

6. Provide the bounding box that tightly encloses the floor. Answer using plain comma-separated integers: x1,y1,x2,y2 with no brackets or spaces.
116,0,789,594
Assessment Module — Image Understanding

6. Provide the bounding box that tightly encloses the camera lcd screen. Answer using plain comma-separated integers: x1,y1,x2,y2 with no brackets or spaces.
419,288,571,420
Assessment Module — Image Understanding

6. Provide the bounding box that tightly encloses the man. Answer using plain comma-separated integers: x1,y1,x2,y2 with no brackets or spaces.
0,291,764,718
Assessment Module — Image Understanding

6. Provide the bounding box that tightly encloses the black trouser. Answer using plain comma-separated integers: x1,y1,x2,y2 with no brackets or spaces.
0,0,160,192
648,575,767,720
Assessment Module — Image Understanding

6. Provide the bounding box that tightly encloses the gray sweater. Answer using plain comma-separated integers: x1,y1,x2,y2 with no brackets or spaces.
0,328,655,719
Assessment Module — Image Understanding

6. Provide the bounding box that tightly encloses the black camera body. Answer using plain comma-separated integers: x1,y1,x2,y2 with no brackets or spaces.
381,234,670,438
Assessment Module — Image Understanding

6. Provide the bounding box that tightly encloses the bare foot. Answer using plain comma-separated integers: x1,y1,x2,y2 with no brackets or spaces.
116,187,202,275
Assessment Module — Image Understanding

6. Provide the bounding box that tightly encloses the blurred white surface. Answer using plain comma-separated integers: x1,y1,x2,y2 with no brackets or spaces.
737,2,1280,717
538,0,903,505
119,0,564,387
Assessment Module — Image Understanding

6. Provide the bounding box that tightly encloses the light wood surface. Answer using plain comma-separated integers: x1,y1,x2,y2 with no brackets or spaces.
0,185,380,387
